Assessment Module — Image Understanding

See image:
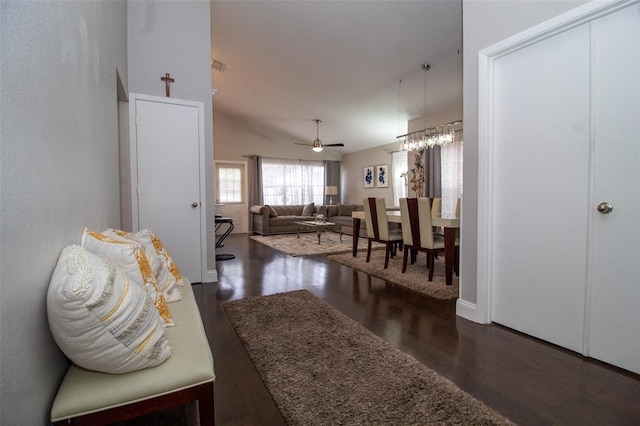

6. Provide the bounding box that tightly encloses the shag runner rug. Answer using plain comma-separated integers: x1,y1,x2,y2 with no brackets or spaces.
223,290,513,425
250,233,383,256
328,249,459,301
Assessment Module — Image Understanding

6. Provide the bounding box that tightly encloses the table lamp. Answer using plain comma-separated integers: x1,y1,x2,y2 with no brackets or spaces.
326,186,338,205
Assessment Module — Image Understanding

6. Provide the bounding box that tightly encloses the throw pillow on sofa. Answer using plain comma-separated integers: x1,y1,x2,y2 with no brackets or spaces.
47,245,172,374
265,205,278,217
337,204,355,217
301,202,315,216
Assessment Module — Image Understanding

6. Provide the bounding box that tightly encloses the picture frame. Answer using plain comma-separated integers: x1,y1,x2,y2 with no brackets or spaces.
363,166,374,188
376,164,389,188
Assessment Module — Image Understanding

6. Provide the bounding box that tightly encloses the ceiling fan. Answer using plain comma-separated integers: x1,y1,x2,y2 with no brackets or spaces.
295,119,345,152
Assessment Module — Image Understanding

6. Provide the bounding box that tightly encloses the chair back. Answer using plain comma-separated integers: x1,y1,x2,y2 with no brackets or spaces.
364,198,391,240
431,198,442,215
400,197,436,248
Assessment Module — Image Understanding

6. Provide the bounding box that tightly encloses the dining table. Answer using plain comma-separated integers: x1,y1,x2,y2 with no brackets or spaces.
351,210,460,286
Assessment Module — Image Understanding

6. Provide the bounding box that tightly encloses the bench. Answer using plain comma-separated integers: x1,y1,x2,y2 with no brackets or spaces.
50,278,215,425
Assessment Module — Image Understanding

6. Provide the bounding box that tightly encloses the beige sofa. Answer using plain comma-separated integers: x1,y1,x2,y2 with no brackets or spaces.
250,203,366,236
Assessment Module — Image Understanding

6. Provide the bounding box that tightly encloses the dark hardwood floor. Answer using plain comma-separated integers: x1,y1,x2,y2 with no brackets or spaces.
190,234,639,426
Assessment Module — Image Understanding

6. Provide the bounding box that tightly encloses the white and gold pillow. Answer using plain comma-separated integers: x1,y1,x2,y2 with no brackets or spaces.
47,245,172,374
149,230,184,287
105,228,182,302
80,228,174,327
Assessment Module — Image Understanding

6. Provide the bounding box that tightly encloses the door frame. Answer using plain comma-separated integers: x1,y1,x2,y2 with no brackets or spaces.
472,0,635,325
214,160,249,234
128,92,211,283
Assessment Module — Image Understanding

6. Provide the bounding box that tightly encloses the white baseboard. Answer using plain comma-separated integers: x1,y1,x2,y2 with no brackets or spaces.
456,299,480,323
202,269,218,283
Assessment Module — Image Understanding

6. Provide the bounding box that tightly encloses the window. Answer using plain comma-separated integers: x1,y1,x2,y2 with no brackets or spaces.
391,151,408,206
261,158,324,205
217,165,243,203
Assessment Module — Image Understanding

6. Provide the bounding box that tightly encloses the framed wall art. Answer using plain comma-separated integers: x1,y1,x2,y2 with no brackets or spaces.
363,166,374,188
376,164,389,188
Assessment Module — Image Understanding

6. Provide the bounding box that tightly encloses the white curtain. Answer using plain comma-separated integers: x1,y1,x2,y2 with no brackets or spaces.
440,138,463,217
391,151,408,206
261,158,325,205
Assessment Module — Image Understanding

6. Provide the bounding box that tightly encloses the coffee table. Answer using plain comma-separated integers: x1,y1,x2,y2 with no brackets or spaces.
294,221,342,244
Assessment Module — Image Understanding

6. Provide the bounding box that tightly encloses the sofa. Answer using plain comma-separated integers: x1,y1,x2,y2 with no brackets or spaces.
250,203,366,236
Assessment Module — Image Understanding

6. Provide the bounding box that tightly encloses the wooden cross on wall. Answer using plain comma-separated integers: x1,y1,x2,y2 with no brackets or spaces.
161,73,175,97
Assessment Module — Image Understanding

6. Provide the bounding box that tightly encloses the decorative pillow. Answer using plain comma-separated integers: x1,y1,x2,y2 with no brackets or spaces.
266,205,278,218
47,245,172,374
80,228,174,327
148,230,184,286
337,204,355,217
301,202,315,216
105,229,182,302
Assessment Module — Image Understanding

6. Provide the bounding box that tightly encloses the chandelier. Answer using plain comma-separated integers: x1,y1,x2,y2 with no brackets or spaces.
397,120,462,151
397,63,462,151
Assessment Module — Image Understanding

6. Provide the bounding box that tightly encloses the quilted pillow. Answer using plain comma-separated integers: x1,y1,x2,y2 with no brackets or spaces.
149,230,184,286
80,228,174,327
106,228,182,302
47,245,172,374
301,202,315,216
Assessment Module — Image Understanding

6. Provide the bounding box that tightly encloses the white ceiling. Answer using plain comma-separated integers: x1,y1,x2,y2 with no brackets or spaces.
210,1,462,154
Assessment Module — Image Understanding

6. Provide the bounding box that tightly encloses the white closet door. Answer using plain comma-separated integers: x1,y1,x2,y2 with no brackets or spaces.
587,4,640,374
135,99,202,282
490,24,591,353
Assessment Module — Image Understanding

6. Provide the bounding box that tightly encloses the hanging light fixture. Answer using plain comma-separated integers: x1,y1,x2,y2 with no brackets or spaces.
312,119,323,152
397,62,461,151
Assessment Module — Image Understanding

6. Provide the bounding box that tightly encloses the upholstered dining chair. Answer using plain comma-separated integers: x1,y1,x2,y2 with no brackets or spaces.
363,197,403,269
400,197,452,281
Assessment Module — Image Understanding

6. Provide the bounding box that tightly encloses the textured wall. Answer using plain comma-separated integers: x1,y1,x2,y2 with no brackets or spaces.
0,1,127,423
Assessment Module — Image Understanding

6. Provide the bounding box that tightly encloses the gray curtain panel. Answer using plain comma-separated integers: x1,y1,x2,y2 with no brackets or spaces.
422,147,441,198
248,155,263,207
324,160,341,204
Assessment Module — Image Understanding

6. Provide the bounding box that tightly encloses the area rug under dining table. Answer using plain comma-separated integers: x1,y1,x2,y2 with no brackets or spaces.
223,290,513,425
328,249,459,301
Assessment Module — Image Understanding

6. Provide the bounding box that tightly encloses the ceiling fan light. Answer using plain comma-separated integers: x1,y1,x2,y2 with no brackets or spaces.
312,138,323,152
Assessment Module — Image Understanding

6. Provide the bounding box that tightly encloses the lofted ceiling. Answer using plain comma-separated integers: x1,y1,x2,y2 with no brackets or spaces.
210,1,462,155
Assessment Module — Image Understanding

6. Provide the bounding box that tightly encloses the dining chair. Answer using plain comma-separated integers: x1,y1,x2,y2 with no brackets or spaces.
363,198,403,269
400,197,451,280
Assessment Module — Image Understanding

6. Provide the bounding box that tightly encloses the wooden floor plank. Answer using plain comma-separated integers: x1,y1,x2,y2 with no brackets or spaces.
126,233,640,425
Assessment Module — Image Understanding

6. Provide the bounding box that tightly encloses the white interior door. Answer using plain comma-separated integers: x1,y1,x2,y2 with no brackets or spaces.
587,5,640,374
481,0,640,374
489,23,591,353
133,97,202,282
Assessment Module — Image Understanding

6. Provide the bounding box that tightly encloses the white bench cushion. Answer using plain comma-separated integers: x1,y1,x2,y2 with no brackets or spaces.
50,277,215,422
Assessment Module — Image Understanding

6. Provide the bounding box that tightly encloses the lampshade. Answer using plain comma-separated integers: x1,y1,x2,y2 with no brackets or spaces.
325,186,338,195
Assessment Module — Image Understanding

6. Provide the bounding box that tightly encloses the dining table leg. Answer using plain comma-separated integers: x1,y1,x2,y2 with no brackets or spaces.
352,218,361,256
443,226,456,286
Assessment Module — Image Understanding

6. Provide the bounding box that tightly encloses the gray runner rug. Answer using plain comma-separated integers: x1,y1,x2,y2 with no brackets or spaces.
224,290,513,425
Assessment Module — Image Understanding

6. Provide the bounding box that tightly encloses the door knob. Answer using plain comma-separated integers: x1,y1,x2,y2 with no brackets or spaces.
597,202,613,214
192,202,199,208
